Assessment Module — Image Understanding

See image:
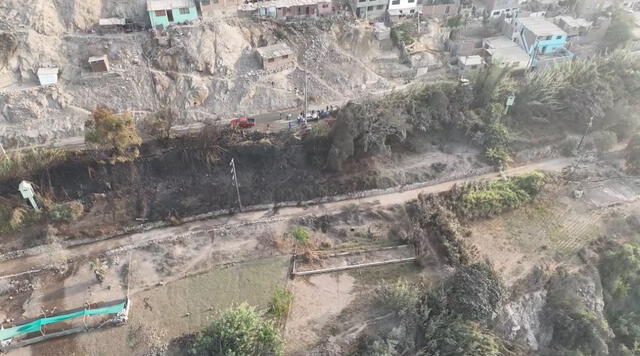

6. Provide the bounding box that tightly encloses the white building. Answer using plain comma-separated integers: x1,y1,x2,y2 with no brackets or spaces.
457,55,484,73
37,68,58,86
388,0,419,17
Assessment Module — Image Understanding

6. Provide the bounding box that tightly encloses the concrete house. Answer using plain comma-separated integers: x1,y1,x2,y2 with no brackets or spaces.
388,0,420,18
482,36,529,70
240,0,335,18
198,0,243,15
512,17,567,55
473,0,519,18
457,55,483,74
351,0,388,20
147,0,198,29
555,16,592,39
421,0,459,18
256,43,294,71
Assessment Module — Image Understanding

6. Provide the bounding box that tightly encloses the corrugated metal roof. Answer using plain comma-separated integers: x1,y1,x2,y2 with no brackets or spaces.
239,0,328,11
517,17,566,37
459,55,483,66
483,36,518,49
147,0,196,11
99,18,126,26
256,43,294,59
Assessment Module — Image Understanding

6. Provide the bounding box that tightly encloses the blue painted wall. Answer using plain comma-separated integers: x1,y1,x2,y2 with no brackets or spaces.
149,6,198,28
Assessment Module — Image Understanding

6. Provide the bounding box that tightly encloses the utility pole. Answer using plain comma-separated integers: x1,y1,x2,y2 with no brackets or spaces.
303,55,308,118
417,11,420,33
230,158,243,212
572,116,594,174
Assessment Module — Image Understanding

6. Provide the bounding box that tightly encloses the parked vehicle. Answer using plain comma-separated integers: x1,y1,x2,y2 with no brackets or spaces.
230,117,256,128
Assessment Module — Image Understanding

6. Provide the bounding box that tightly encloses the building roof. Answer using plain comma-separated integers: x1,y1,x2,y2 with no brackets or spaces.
517,17,567,37
487,46,529,64
99,18,126,26
88,55,108,63
239,0,328,10
555,16,592,29
459,55,483,66
147,0,196,11
37,68,59,76
256,43,294,59
483,36,518,49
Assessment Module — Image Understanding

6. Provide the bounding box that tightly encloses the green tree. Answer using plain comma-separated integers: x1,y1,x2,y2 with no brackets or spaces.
140,106,177,141
190,303,284,356
626,133,640,174
85,107,142,162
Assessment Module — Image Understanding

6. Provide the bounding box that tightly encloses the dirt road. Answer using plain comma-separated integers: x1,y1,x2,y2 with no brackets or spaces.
0,156,572,278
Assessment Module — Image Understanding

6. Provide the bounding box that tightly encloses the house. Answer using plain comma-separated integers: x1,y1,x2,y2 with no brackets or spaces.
473,0,519,18
37,68,58,86
421,0,459,17
239,0,335,19
197,0,242,15
457,55,483,73
511,17,567,56
88,55,110,72
256,43,294,71
482,36,529,70
147,0,198,29
388,0,420,18
351,0,388,20
555,16,592,38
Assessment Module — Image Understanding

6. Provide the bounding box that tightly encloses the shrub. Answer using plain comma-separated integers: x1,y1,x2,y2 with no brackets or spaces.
190,303,283,356
85,107,142,163
375,279,419,315
289,226,310,245
424,319,507,356
48,201,83,223
269,287,293,321
460,172,545,219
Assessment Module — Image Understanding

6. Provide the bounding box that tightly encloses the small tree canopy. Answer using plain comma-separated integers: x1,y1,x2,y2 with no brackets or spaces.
85,107,142,162
189,303,284,356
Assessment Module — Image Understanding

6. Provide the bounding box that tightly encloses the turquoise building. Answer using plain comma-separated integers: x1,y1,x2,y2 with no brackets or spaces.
147,0,199,29
513,17,570,56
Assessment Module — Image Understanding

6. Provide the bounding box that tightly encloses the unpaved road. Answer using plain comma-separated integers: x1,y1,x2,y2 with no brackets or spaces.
0,156,572,278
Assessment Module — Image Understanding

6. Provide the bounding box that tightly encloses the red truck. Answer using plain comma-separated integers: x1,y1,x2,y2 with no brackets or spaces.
230,117,255,128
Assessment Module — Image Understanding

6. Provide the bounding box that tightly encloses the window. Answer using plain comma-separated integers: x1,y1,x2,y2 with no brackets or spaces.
283,55,289,59
267,58,275,63
201,0,211,5
322,3,329,7
492,10,500,16
408,0,415,3
179,7,190,14
410,9,415,13
556,35,562,40
376,4,384,9
391,0,400,4
359,0,366,3
546,35,553,40
155,10,167,16
367,6,374,10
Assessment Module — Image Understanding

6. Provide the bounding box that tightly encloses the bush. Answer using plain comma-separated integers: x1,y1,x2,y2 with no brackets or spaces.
48,201,83,223
190,303,283,356
85,107,142,163
460,172,545,219
375,279,419,315
591,130,617,152
289,226,310,245
424,319,507,356
0,148,67,181
269,287,293,321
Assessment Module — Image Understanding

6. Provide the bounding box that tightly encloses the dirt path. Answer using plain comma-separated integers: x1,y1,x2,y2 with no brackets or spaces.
0,157,572,278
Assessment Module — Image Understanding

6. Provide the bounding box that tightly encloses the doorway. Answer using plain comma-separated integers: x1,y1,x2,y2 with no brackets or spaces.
167,10,174,22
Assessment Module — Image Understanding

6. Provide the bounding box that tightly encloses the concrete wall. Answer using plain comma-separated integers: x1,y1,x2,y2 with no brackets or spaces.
421,3,459,17
148,6,198,28
352,0,388,20
200,0,243,15
388,0,419,16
